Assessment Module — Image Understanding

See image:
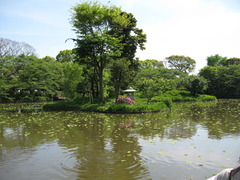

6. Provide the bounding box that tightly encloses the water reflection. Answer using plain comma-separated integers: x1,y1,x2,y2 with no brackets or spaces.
57,115,150,180
0,100,240,180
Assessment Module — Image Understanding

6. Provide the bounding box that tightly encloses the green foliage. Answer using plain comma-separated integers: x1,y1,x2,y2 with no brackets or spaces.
0,55,64,102
43,98,168,113
182,75,208,96
139,59,164,69
56,50,75,63
207,54,227,66
71,2,130,102
165,55,196,74
107,102,167,112
135,78,161,102
134,76,177,102
70,2,146,102
137,66,186,80
226,57,240,65
62,63,83,100
135,59,181,99
199,65,240,98
110,58,131,99
108,12,146,99
151,90,216,102
162,97,173,109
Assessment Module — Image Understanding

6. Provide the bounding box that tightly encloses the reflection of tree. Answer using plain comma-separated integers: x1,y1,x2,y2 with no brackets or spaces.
58,114,150,180
110,121,150,179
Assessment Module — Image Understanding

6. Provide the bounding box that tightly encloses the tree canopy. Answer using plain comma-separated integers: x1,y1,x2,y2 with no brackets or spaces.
165,55,196,74
207,54,227,66
56,50,75,63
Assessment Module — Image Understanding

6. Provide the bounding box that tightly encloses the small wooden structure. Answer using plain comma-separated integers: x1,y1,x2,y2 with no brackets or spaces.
122,87,137,100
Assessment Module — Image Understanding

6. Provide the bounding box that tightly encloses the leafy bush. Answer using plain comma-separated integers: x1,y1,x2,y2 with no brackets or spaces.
116,97,136,105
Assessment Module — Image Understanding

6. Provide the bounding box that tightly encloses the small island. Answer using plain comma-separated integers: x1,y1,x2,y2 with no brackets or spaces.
43,90,216,113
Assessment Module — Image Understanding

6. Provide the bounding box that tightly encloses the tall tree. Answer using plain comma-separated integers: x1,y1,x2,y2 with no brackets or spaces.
165,55,196,74
70,2,130,102
109,12,146,99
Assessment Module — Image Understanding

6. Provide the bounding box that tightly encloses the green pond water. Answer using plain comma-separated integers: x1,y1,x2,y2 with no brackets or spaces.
0,100,239,180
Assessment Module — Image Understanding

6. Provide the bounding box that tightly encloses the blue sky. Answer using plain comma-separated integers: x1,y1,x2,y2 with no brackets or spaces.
1,0,240,73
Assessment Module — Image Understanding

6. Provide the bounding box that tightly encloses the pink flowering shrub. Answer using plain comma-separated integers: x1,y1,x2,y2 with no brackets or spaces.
116,97,136,105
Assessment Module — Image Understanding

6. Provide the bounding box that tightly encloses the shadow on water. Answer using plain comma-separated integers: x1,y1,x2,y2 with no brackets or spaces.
0,100,240,180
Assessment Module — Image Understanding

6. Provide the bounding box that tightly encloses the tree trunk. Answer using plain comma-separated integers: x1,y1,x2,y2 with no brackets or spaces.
114,70,122,101
114,82,121,101
99,69,104,102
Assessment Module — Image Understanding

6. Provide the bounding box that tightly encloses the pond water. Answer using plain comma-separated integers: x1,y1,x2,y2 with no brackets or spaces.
0,100,239,180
